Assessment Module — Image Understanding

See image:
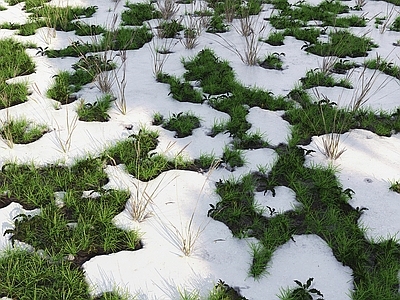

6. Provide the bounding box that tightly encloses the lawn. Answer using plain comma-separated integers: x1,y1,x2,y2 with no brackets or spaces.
0,0,400,299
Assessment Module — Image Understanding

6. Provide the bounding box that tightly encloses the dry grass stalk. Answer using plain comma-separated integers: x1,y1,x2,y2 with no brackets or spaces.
0,109,14,149
163,158,220,256
182,16,202,49
149,38,177,77
157,0,179,21
52,108,78,153
321,132,346,160
379,4,396,34
128,172,177,222
313,89,347,160
224,0,236,22
217,14,265,65
114,50,128,115
351,56,392,111
318,56,337,74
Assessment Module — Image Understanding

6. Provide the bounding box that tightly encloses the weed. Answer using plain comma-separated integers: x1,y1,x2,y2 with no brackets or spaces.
290,278,324,300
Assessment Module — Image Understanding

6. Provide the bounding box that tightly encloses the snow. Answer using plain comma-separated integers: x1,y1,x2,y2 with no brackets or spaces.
1,0,400,298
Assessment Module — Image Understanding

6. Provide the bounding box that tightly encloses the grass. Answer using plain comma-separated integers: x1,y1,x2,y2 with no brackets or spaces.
0,118,48,146
76,94,115,122
0,38,35,108
162,111,201,138
2,0,400,298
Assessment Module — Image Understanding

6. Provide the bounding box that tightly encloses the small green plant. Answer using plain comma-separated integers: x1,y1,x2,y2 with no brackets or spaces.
163,112,201,138
194,152,220,170
206,15,229,33
152,112,165,125
390,15,400,31
76,94,115,122
263,31,285,46
157,19,184,38
222,146,245,169
389,180,400,193
208,279,247,299
289,278,324,300
259,52,285,70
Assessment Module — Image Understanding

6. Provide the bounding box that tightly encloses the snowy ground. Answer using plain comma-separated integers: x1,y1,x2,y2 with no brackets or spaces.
0,0,400,299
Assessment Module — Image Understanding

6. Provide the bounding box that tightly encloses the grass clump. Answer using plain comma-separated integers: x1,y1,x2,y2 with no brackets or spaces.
390,15,400,31
157,19,184,38
183,49,236,95
284,27,321,44
0,118,48,145
46,26,153,57
222,146,245,169
300,69,352,89
47,56,115,103
121,2,161,26
263,31,285,46
389,180,400,193
162,111,201,138
259,52,285,70
0,38,35,108
304,30,378,57
364,57,400,79
103,128,170,180
156,74,203,103
5,0,49,11
76,94,115,122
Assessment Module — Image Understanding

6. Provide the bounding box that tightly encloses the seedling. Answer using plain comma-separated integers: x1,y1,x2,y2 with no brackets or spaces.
290,278,324,300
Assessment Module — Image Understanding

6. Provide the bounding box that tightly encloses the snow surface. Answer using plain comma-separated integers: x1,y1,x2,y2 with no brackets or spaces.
0,0,400,298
